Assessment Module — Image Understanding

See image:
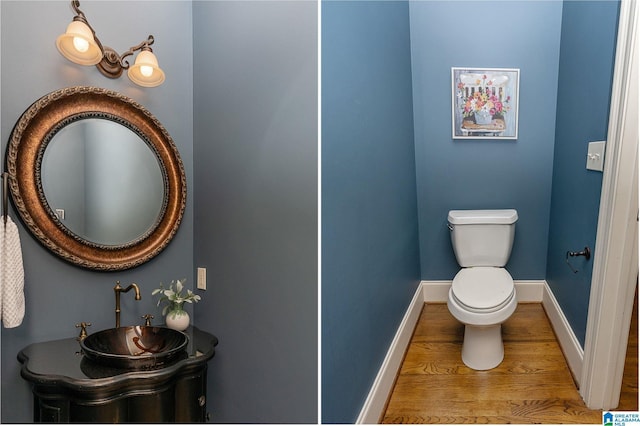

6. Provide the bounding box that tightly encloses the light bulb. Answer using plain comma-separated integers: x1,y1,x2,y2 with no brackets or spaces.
73,36,89,53
140,65,154,77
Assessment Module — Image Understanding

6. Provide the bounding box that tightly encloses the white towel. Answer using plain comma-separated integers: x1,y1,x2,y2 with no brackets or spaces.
2,216,25,328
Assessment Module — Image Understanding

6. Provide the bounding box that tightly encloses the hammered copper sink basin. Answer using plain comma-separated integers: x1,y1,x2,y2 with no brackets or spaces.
80,326,189,370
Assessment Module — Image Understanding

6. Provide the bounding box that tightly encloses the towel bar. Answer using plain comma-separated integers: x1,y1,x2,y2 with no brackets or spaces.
2,171,8,226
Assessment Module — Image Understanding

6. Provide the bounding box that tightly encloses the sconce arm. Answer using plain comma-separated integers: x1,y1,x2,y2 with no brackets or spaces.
97,35,154,78
71,0,82,16
119,36,156,70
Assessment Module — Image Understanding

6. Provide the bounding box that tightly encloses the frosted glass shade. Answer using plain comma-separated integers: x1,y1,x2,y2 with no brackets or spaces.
55,20,102,66
127,50,165,87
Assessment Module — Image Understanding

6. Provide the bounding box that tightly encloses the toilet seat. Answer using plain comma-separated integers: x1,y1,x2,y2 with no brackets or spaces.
451,267,514,313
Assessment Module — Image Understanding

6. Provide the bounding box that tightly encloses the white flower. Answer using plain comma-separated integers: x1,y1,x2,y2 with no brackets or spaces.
152,278,201,316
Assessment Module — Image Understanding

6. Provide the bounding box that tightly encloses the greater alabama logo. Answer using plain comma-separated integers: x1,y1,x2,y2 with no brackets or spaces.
604,411,640,426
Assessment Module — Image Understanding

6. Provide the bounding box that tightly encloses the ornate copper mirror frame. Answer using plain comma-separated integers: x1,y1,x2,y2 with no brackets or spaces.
6,86,186,271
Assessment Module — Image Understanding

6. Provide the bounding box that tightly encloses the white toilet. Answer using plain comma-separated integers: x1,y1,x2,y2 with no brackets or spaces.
446,209,518,370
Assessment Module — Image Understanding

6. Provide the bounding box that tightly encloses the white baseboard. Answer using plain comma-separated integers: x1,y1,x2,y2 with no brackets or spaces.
422,279,546,303
421,280,452,302
357,279,584,423
541,281,584,385
355,283,424,424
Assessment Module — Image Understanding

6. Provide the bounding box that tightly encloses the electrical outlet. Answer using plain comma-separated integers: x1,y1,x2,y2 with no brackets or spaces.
197,267,207,290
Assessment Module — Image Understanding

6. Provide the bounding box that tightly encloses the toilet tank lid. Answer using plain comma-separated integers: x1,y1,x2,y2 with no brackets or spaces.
448,209,518,225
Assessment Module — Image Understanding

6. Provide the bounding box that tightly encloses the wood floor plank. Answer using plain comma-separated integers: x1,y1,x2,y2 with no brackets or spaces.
401,342,572,376
383,398,602,424
389,373,586,401
381,303,612,424
384,398,513,418
508,399,603,424
382,414,519,424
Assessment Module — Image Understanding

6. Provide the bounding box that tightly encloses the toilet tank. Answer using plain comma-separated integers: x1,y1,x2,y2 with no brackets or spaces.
448,209,518,267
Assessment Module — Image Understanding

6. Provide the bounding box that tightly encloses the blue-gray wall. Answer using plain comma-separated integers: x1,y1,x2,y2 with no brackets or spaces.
1,1,194,423
411,0,562,280
321,1,421,422
192,1,318,423
546,0,619,346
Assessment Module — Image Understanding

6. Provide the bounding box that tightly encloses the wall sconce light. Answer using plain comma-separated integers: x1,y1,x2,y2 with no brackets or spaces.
56,0,165,87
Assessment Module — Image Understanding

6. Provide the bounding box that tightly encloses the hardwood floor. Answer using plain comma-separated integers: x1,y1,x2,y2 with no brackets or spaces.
382,303,611,424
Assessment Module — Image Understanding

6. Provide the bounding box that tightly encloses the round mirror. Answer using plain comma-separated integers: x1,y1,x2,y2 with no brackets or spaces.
41,119,165,246
6,86,186,270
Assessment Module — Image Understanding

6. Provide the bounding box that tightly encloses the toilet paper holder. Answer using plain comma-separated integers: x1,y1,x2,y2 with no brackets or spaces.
565,246,591,273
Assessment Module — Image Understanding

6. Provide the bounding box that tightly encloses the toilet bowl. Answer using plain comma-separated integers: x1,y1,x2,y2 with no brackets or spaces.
447,267,517,370
447,209,518,370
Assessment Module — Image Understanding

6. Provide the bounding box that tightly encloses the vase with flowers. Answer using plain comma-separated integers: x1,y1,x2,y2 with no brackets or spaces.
152,278,201,331
457,74,511,125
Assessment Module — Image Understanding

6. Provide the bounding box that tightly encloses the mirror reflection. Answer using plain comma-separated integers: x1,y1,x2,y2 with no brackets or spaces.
41,119,165,246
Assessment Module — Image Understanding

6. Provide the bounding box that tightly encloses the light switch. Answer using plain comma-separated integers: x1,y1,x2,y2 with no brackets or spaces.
197,267,207,290
586,141,606,172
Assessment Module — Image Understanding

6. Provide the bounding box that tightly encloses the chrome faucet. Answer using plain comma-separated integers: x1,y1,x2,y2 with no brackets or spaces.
114,281,141,328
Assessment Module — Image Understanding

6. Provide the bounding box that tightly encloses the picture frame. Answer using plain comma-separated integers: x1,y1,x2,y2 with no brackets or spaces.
451,67,520,140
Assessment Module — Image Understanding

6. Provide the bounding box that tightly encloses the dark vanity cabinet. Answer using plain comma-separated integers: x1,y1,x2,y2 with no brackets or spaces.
18,327,217,423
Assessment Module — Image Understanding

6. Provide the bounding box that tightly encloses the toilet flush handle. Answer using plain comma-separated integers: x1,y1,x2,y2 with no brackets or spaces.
447,223,454,231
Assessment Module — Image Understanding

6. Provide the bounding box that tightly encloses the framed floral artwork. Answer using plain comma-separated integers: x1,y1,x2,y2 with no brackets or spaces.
452,67,520,140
